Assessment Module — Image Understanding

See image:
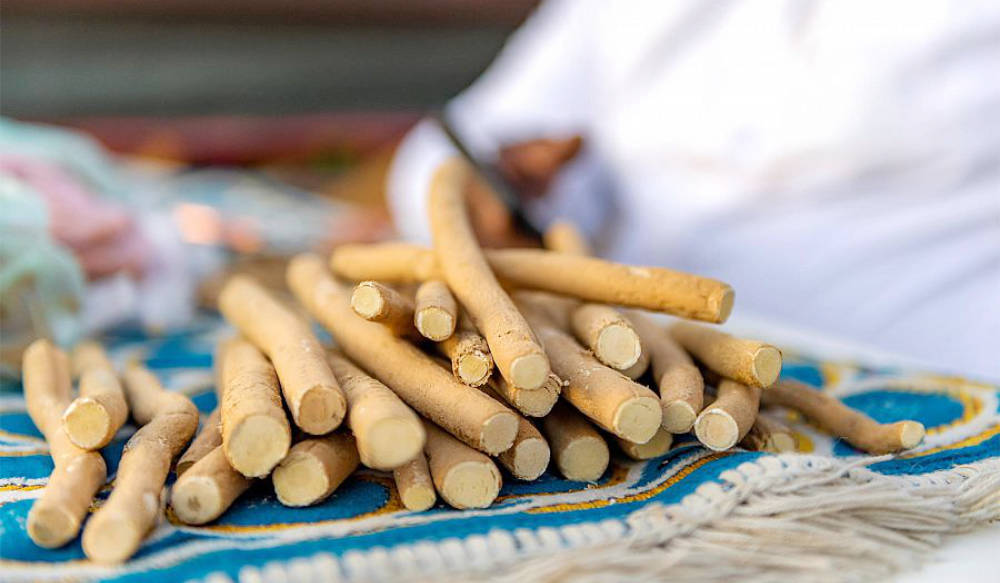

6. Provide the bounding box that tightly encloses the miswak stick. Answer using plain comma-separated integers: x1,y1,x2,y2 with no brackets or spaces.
616,426,674,460
331,244,734,323
480,385,550,480
218,339,291,477
488,373,561,418
351,281,419,338
82,363,198,564
272,433,360,507
543,219,591,256
422,420,502,509
288,254,518,455
327,350,425,470
542,401,610,481
670,322,782,388
517,299,661,444
570,304,642,370
393,454,437,511
626,311,705,433
218,275,346,435
62,341,128,450
437,315,494,387
740,414,796,453
621,344,651,380
694,379,761,451
23,340,106,549
428,158,551,390
414,280,458,341
176,409,222,477
763,380,924,454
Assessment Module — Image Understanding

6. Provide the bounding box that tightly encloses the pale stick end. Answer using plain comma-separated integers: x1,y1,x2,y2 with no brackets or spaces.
415,308,455,342
227,415,292,478
661,400,697,434
768,432,797,453
513,386,559,418
715,286,735,324
613,396,662,444
456,352,492,387
273,452,330,507
695,410,739,451
510,437,551,481
295,385,346,435
752,346,783,387
897,421,925,449
559,436,610,482
27,504,79,549
509,353,550,391
595,324,642,370
350,283,385,320
399,483,437,512
621,427,674,460
170,476,222,525
364,418,425,471
82,512,144,564
62,398,111,451
479,411,519,455
440,460,501,509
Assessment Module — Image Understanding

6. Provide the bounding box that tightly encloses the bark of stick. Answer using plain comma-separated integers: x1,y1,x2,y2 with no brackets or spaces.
422,420,502,509
670,322,782,388
694,379,761,451
414,280,458,341
63,341,128,450
170,446,251,525
177,409,222,477
393,454,437,511
542,401,610,482
272,433,360,507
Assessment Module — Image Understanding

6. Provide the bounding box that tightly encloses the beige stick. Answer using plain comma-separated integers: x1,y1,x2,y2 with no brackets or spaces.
763,380,924,454
428,158,551,390
480,385,550,480
62,341,128,450
351,281,418,338
543,219,591,256
330,244,735,323
414,280,458,341
217,338,292,478
620,344,651,380
393,454,437,511
570,304,642,370
740,414,796,453
423,420,502,509
694,379,761,451
626,312,705,433
288,254,518,455
616,426,674,460
170,417,251,525
82,363,198,563
328,350,425,470
272,433,360,507
487,373,561,418
542,401,610,481
437,315,494,387
23,340,107,549
177,409,222,477
218,275,346,435
670,322,782,388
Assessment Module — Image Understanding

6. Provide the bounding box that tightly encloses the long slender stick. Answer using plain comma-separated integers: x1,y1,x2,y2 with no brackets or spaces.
63,341,128,450
393,454,437,511
272,433,360,507
170,418,251,525
542,401,609,481
177,409,222,477
422,420,502,509
670,322,782,388
414,280,458,341
694,379,761,451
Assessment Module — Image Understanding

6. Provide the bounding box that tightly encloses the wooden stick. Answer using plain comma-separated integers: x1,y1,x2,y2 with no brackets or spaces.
23,340,107,549
219,275,346,435
422,420,502,509
487,373,561,418
393,454,437,511
330,244,735,323
620,344,651,380
437,315,494,386
543,219,591,256
763,380,924,454
517,299,661,443
170,417,251,525
62,341,128,450
351,281,418,338
218,339,292,478
740,414,796,453
616,426,674,460
625,311,705,433
414,280,458,341
82,362,198,563
428,158,551,390
288,254,518,455
570,303,642,370
694,379,761,451
670,322,782,388
272,433,360,507
176,409,222,477
542,401,610,481
481,385,550,480
328,349,425,470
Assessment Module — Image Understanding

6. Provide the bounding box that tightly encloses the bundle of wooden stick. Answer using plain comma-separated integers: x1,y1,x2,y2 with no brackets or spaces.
20,157,926,563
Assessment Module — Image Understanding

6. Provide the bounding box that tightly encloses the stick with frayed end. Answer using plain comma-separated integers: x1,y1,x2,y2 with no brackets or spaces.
437,314,494,387
542,401,609,482
62,341,128,451
351,281,419,338
670,322,782,388
393,454,437,511
170,420,251,525
414,280,458,341
423,420,502,509
272,433,360,507
695,379,761,451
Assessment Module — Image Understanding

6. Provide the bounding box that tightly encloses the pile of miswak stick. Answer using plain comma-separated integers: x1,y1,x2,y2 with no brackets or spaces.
20,157,926,563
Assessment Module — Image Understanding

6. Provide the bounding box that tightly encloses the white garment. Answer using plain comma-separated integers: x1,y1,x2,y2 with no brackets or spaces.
388,0,1000,380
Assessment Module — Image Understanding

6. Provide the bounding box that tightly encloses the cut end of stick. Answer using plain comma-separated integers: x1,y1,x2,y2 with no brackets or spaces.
350,283,386,320
479,411,520,455
612,396,662,444
170,476,223,525
509,353,550,390
559,436,610,482
399,482,437,512
511,385,560,418
273,452,329,507
82,513,144,564
769,432,797,453
365,418,426,470
415,308,456,342
26,505,78,549
752,346,782,387
715,286,735,324
456,352,492,387
509,437,551,481
294,384,346,435
897,421,925,449
439,460,501,509
695,409,740,451
62,398,111,450
596,324,642,370
661,400,697,434
620,427,674,460
227,415,292,477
